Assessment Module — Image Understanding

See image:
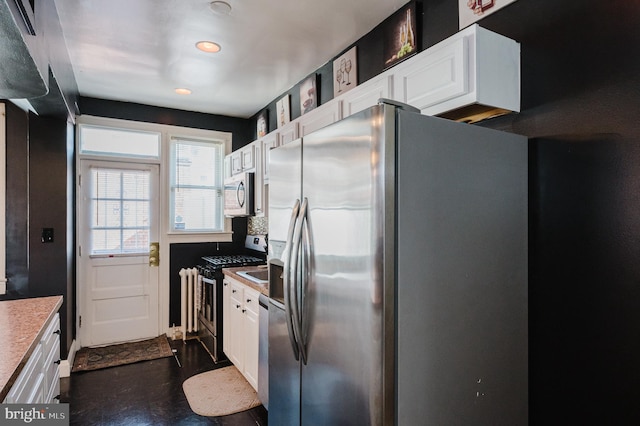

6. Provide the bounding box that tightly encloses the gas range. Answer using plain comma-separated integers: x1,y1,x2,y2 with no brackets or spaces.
197,254,266,279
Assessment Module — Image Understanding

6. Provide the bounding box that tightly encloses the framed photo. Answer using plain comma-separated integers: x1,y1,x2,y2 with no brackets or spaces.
299,74,318,115
383,2,417,69
459,0,518,29
257,110,268,137
276,94,291,128
333,46,358,97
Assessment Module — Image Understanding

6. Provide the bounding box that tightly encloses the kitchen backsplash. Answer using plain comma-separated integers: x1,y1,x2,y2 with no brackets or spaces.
248,216,268,235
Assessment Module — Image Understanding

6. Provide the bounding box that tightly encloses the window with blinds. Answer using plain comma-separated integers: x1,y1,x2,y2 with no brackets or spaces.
90,167,151,255
169,137,225,232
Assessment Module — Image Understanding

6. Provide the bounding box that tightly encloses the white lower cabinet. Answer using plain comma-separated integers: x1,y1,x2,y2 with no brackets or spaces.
224,276,260,391
4,313,60,404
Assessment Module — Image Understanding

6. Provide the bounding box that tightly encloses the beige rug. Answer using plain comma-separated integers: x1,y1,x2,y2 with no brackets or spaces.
182,366,261,416
72,334,173,372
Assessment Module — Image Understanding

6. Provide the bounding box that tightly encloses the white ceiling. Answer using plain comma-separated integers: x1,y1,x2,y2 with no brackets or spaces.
54,0,409,119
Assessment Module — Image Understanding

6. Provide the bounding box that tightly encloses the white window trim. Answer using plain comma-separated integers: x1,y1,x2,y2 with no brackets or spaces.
77,115,233,241
76,114,233,340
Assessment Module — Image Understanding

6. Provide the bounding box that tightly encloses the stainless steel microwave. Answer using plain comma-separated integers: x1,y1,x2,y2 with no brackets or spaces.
224,172,254,217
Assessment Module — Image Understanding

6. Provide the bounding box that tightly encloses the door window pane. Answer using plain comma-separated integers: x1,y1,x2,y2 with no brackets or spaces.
90,168,151,254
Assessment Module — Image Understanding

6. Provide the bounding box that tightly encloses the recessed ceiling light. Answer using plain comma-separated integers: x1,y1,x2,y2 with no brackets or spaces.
209,1,231,15
196,41,221,53
175,88,192,95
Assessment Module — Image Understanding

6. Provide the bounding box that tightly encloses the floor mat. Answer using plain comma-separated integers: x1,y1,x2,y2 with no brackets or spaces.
182,366,261,416
72,334,173,372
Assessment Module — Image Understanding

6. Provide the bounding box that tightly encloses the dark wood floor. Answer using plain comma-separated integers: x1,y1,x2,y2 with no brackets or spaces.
60,338,268,425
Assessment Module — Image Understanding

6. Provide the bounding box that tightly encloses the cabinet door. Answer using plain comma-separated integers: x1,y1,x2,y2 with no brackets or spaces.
253,142,264,216
224,155,232,179
229,281,245,369
278,122,298,145
393,36,468,112
261,133,279,182
241,145,255,171
298,100,342,137
231,152,243,175
244,307,259,390
222,279,231,356
342,74,393,118
243,287,260,390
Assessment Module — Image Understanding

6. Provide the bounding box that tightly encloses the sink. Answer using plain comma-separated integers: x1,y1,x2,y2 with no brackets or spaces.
237,269,268,285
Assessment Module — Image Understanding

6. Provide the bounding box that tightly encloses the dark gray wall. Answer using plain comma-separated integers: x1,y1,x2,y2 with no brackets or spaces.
79,97,253,150
28,113,75,360
1,103,74,358
474,1,640,423
4,102,29,298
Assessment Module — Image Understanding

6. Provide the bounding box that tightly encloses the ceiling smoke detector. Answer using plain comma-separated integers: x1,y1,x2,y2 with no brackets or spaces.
209,1,232,15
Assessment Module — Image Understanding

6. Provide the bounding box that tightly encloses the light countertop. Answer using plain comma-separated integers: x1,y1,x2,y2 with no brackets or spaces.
0,295,63,402
222,266,269,296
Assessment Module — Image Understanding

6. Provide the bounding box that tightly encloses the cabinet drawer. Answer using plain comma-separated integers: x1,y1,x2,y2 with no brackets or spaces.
43,339,60,394
6,346,43,403
230,281,244,299
45,363,61,404
41,313,60,360
244,288,260,315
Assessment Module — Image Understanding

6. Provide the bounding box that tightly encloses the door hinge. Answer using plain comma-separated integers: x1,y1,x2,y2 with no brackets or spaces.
79,315,82,328
79,245,81,257
78,174,81,187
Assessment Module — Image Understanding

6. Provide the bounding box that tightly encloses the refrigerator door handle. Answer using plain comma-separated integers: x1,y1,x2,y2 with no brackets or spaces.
290,197,308,365
283,199,301,361
299,203,313,363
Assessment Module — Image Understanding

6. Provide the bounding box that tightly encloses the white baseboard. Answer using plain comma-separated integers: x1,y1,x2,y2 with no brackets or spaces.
59,339,78,378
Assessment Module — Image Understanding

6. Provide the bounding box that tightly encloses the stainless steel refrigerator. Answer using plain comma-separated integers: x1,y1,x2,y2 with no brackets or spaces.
268,100,528,425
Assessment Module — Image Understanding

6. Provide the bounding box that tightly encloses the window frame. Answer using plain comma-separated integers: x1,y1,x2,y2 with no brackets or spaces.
76,115,233,243
168,136,226,233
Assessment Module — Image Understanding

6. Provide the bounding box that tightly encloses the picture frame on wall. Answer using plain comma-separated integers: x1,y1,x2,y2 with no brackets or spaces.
459,0,518,29
383,1,417,69
333,46,358,97
299,74,318,115
257,110,268,137
276,94,291,128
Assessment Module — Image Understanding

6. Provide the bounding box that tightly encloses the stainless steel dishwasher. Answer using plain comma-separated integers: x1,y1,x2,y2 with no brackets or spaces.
258,293,269,409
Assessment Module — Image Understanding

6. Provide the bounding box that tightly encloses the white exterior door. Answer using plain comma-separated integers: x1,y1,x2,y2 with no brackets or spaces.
78,160,160,347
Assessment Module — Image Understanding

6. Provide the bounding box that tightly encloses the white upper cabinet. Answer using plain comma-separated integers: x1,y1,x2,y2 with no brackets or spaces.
229,144,256,176
253,141,264,216
278,121,298,146
298,100,342,137
241,144,256,171
341,74,393,118
261,132,279,183
393,24,520,122
231,151,243,175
